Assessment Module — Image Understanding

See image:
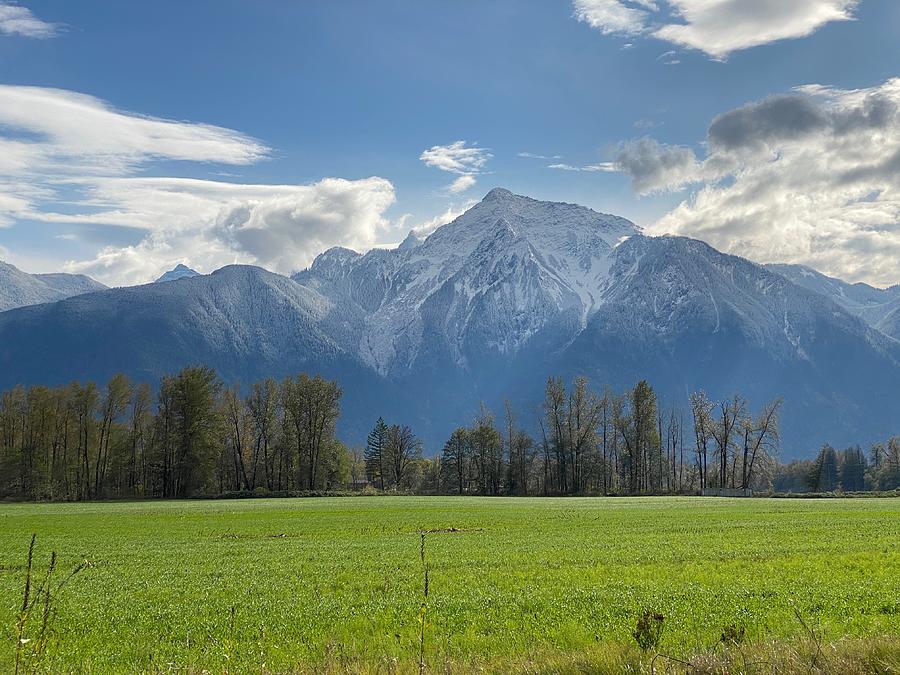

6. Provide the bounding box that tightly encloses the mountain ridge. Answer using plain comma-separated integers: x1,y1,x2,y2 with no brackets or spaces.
0,260,106,312
765,263,900,340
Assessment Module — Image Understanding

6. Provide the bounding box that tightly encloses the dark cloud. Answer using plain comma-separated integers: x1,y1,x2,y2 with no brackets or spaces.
832,92,899,134
614,137,700,194
708,95,828,152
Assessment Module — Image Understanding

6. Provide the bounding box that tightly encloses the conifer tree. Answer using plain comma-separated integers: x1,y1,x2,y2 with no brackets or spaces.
365,417,388,490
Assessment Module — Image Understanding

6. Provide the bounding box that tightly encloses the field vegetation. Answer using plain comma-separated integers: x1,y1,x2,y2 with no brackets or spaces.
1,496,898,672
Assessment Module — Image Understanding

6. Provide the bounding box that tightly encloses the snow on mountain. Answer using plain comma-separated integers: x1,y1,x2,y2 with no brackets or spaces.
396,231,422,251
0,265,415,441
155,264,201,283
552,236,900,449
0,260,106,312
296,187,639,375
766,263,900,339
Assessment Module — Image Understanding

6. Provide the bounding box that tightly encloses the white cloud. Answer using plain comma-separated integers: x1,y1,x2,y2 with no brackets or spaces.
411,201,478,238
620,78,900,287
420,140,491,195
657,50,681,65
548,162,618,172
572,0,651,35
656,0,858,59
0,86,269,178
573,0,859,59
0,180,53,226
448,174,477,193
0,2,58,38
0,86,396,285
420,140,491,175
518,152,563,160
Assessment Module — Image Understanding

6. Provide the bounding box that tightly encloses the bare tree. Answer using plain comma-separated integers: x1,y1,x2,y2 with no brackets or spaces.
712,395,746,489
94,374,132,497
689,391,713,491
741,397,782,489
386,424,422,489
247,379,279,490
222,386,254,491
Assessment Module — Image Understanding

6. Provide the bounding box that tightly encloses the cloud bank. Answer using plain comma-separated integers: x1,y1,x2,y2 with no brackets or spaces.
618,78,900,286
0,86,396,285
60,177,395,286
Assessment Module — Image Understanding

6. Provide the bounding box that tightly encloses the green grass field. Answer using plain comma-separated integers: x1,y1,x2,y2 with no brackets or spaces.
1,496,899,672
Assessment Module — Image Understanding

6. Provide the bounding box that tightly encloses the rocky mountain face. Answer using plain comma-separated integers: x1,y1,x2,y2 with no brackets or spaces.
0,189,898,455
294,188,637,376
0,260,106,312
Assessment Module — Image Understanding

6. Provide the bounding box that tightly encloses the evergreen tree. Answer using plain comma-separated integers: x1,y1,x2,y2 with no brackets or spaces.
471,408,503,495
810,444,839,492
440,427,471,494
839,445,867,491
621,380,659,493
365,417,388,490
167,366,222,497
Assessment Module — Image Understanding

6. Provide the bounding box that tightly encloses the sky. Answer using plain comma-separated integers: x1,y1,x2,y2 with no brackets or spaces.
0,0,899,287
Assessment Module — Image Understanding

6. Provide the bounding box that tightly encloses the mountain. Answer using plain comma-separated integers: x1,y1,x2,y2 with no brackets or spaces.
766,263,900,339
0,265,413,441
554,237,900,452
0,189,898,456
155,264,200,283
0,260,106,312
294,187,637,377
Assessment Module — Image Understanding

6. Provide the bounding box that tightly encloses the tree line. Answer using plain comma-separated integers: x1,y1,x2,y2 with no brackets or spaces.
431,377,784,496
775,439,900,493
2,369,897,500
0,368,362,500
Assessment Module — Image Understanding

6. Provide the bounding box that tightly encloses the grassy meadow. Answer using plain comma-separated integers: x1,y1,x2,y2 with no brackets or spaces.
1,496,899,672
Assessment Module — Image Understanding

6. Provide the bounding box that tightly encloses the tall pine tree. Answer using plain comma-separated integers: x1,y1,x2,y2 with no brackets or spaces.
365,417,388,490
810,444,839,492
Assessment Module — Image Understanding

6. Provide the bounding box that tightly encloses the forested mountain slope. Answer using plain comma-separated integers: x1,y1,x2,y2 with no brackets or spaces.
0,260,106,312
767,263,900,340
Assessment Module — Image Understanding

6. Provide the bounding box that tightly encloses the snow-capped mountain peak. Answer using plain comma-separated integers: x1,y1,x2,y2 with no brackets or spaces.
155,264,200,283
295,188,641,374
418,187,638,260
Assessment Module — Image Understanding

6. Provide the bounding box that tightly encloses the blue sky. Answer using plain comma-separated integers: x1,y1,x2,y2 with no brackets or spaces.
1,1,899,285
